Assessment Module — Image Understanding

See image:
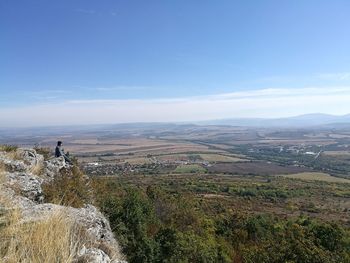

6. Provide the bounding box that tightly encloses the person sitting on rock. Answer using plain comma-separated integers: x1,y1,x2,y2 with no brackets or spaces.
55,141,72,164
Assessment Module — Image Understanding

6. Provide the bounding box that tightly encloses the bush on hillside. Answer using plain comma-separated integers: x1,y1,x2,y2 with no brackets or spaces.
92,178,350,263
42,165,92,208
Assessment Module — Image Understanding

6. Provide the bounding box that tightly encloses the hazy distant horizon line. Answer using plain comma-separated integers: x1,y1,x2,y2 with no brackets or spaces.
1,112,350,130
1,87,350,127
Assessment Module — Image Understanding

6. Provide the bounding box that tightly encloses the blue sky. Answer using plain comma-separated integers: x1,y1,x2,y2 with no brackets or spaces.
1,0,350,126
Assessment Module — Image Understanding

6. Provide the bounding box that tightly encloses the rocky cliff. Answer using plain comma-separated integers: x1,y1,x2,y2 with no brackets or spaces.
0,148,126,263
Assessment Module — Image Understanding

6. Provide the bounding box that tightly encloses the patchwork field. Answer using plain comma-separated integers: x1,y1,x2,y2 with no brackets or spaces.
2,123,350,182
67,139,217,157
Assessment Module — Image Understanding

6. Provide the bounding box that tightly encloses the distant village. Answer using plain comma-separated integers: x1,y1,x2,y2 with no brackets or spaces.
82,155,212,176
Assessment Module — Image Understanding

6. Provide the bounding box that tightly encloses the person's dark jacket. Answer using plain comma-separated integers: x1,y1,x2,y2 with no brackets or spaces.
55,146,65,158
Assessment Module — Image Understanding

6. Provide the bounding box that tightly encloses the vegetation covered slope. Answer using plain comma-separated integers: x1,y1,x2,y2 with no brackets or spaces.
93,175,350,263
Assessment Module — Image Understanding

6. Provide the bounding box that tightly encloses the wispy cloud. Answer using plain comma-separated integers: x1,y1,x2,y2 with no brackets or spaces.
92,86,150,92
29,96,59,101
318,72,350,81
27,89,70,95
75,9,118,17
25,89,72,101
1,87,350,127
76,9,96,15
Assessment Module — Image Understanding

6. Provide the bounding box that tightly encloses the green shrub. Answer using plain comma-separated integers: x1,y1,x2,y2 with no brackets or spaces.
42,165,92,208
101,188,158,263
92,177,350,263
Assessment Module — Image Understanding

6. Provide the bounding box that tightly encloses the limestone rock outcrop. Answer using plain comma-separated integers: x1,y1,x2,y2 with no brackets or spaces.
0,148,126,263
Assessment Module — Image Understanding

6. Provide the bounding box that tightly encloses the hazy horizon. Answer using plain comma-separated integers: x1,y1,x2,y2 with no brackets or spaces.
1,111,350,129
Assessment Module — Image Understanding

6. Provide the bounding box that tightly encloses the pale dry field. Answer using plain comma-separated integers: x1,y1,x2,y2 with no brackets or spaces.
66,138,214,155
199,153,246,162
73,138,225,165
279,172,350,184
323,151,350,156
156,154,189,162
329,133,350,139
257,139,336,145
123,157,152,165
67,138,175,153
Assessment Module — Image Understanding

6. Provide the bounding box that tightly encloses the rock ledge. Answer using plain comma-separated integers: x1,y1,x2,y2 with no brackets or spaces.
0,148,126,263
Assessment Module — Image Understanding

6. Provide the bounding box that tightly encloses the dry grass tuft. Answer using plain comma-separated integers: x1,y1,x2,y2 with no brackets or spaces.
0,145,18,153
0,160,89,263
29,162,45,177
0,207,88,263
34,147,52,161
1,170,85,263
3,150,22,162
0,162,6,184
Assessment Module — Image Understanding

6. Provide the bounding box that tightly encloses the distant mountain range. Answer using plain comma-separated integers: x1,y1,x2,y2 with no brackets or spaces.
197,113,350,127
2,114,350,134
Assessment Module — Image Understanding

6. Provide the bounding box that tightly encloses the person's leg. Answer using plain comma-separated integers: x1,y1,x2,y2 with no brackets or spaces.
64,155,72,164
